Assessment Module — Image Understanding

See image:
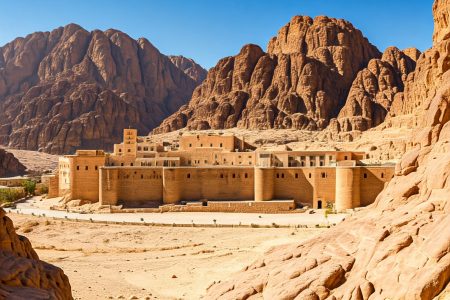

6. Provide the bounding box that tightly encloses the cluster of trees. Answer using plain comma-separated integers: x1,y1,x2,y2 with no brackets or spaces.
0,179,41,204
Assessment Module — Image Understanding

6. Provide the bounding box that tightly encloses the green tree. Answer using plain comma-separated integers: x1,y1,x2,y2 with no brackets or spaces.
22,180,36,196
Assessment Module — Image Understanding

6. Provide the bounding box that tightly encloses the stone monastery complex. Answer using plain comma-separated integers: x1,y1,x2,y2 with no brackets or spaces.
48,129,395,213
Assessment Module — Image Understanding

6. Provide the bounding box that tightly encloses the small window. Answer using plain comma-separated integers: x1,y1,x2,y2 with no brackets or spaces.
276,173,280,178
295,173,299,179
128,149,131,152
200,144,203,147
364,173,367,179
85,166,89,170
320,161,324,166
121,163,124,166
130,163,134,166
245,173,248,178
77,166,80,170
204,160,207,164
141,174,144,179
220,174,224,178
187,173,191,179
189,144,192,147
95,166,98,171
232,174,236,178
188,160,191,165
220,143,223,147
210,143,213,147
344,156,348,160
309,173,312,179
119,149,122,152
281,173,285,179
321,172,326,178
138,147,142,151
381,173,384,178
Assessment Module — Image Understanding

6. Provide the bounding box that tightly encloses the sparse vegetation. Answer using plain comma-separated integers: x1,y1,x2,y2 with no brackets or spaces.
0,188,25,204
22,180,37,196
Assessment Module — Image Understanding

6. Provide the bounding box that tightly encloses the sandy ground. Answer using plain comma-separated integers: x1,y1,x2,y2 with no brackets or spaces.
9,213,323,300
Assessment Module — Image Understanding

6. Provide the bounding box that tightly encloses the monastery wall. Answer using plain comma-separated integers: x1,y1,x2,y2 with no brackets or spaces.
163,167,254,204
359,167,395,206
69,154,105,202
179,135,237,151
99,168,163,206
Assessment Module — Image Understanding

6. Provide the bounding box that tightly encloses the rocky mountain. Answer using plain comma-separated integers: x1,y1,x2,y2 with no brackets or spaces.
0,148,26,177
329,47,418,132
206,1,450,298
0,24,201,154
154,16,382,133
169,55,207,85
0,208,72,298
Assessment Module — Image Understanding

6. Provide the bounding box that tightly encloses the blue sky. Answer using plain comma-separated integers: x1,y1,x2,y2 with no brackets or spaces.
0,0,434,69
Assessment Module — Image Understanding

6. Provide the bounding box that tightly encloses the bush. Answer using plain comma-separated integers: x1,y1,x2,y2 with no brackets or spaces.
22,180,37,196
36,185,49,195
0,188,26,204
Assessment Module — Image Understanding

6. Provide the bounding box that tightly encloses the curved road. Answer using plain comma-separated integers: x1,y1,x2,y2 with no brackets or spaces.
5,198,347,227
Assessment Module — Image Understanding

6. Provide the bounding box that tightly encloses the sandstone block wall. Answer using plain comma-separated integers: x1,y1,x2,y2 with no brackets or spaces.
96,166,393,210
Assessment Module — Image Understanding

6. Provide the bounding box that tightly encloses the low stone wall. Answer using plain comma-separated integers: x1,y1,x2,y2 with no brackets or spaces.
114,200,298,214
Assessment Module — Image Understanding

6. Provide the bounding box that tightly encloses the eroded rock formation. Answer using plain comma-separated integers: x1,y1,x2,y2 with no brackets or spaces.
0,208,72,298
0,148,26,177
154,16,381,133
205,1,450,298
0,24,200,154
169,55,207,85
330,47,418,132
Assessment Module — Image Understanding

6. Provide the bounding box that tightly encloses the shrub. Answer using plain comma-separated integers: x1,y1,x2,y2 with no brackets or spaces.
22,180,37,196
0,188,25,204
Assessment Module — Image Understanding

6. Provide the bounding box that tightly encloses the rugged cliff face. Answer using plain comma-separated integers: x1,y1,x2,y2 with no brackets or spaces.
205,1,450,299
330,47,418,132
0,148,26,177
169,55,207,85
0,209,72,298
0,24,200,154
154,16,381,133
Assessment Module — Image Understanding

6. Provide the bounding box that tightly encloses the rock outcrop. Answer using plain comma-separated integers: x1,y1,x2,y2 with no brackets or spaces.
0,208,72,298
154,16,381,133
330,47,418,132
169,55,207,85
0,148,26,177
0,24,200,154
205,1,450,298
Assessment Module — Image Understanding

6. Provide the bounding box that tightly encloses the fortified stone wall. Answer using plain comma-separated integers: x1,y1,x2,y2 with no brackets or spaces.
163,167,255,204
97,166,393,209
69,153,106,202
99,168,163,206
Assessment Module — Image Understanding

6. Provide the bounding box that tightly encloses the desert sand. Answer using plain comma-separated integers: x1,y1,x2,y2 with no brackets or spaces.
8,212,323,299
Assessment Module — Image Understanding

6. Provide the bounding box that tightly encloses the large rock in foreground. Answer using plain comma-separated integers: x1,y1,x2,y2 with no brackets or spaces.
0,24,200,154
154,16,381,133
0,148,26,177
0,209,72,299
